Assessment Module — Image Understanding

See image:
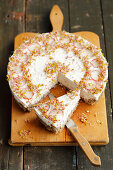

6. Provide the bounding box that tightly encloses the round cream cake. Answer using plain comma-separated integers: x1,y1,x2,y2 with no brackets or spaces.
7,31,108,132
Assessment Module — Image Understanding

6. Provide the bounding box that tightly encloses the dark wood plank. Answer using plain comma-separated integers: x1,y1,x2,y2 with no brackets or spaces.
0,0,25,169
25,0,69,33
0,144,23,170
8,147,23,170
24,146,76,170
69,0,105,52
24,1,78,170
101,0,113,115
69,0,113,169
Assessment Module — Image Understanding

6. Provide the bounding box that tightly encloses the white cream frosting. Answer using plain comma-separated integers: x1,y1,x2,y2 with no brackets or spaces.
7,31,108,112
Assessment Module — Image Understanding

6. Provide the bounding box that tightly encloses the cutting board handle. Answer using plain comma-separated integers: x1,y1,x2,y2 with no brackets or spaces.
50,5,63,32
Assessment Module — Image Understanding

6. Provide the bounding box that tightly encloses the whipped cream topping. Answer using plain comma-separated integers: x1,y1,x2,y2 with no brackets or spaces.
7,31,108,110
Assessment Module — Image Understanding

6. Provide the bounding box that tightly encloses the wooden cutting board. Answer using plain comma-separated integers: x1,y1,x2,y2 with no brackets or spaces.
9,5,109,146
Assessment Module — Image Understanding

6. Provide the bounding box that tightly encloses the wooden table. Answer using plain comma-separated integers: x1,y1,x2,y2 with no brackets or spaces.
0,0,113,169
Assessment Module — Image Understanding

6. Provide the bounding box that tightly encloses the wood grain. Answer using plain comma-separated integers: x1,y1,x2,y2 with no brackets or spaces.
24,146,75,170
25,0,69,33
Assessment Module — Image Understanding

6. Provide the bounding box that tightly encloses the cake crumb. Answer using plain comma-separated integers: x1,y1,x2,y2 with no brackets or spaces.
24,119,30,123
86,110,90,113
15,119,18,123
94,113,97,117
96,120,103,125
18,129,31,138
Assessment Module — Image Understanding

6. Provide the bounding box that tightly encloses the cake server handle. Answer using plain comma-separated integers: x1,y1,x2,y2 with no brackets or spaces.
50,5,64,32
66,119,101,167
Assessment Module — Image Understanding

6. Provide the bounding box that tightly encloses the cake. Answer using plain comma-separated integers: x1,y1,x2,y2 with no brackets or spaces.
7,31,108,132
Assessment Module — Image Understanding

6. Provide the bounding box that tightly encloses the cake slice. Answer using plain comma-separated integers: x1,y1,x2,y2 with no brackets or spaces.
34,89,80,133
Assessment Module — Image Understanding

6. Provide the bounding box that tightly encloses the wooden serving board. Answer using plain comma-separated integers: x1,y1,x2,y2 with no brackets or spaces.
9,5,109,146
9,31,109,146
